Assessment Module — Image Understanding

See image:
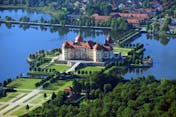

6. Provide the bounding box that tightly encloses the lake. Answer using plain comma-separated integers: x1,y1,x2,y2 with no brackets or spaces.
0,9,51,21
0,9,176,81
124,34,176,80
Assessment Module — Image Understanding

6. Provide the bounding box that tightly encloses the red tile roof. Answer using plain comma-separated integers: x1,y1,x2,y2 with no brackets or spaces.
92,13,111,22
118,13,149,20
62,37,113,51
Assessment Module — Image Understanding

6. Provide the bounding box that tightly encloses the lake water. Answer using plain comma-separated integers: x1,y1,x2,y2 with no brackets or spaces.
0,9,176,81
124,34,176,80
0,23,107,81
0,9,51,21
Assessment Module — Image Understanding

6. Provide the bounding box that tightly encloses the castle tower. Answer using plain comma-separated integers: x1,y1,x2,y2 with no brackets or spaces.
105,35,114,47
93,44,103,62
75,35,83,43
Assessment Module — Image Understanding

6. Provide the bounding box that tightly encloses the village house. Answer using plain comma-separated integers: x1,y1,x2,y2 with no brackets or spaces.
92,12,150,26
92,13,120,22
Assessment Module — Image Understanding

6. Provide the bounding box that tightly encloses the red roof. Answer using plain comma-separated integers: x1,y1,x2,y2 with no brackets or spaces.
92,13,111,22
62,42,73,49
118,13,149,20
62,37,113,51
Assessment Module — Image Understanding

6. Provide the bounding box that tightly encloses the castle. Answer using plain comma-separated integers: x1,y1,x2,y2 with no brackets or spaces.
62,35,118,62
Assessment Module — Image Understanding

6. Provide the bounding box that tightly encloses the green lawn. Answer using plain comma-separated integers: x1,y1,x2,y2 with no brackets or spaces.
113,47,132,56
39,62,50,68
28,71,54,76
0,92,19,102
11,105,34,116
104,66,127,74
48,64,70,73
31,93,51,104
3,105,20,115
7,78,42,89
79,66,104,72
45,80,73,91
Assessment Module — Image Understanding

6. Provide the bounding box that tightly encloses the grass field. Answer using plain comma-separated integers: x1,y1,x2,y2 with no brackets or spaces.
79,66,104,72
48,64,70,73
113,47,132,56
7,78,42,89
30,93,51,104
45,80,73,90
104,66,127,74
0,92,19,102
39,62,50,68
28,71,54,76
12,105,34,116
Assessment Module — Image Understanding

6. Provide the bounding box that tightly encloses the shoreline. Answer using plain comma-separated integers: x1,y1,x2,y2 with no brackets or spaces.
0,5,26,9
0,20,112,30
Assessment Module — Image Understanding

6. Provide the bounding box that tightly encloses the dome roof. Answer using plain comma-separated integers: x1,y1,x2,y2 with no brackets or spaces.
75,35,83,43
93,44,102,50
106,36,113,44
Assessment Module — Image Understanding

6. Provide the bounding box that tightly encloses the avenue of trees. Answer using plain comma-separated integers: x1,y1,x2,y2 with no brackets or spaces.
3,14,131,31
22,72,176,117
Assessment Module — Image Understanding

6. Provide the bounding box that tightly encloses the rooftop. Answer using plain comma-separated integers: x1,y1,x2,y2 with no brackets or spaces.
62,36,113,51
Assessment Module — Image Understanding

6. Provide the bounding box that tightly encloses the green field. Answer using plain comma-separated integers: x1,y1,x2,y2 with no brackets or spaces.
7,78,42,89
39,62,50,68
104,66,127,74
78,66,104,72
12,105,34,116
28,71,54,76
113,47,132,56
45,80,73,90
31,93,51,104
48,64,70,73
0,92,19,102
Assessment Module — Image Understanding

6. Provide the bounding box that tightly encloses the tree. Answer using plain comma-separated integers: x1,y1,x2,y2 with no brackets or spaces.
26,104,29,110
73,80,82,93
44,93,47,98
40,16,44,23
103,84,112,93
5,16,12,21
51,92,56,100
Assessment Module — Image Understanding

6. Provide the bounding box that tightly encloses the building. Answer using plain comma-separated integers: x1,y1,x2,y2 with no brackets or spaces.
92,13,120,22
62,35,117,62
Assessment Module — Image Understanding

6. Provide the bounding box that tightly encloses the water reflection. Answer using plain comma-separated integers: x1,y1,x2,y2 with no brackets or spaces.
0,8,52,21
146,33,174,46
2,22,110,39
125,33,176,80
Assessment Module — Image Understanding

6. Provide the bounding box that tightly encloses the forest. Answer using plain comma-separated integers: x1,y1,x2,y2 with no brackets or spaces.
22,72,176,117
